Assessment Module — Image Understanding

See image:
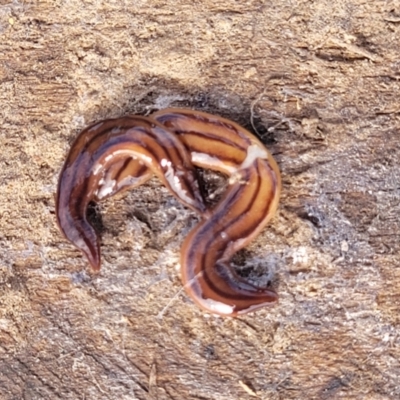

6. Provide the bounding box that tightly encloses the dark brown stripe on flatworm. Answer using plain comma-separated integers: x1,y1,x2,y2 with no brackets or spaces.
113,158,149,184
174,129,248,152
192,169,262,292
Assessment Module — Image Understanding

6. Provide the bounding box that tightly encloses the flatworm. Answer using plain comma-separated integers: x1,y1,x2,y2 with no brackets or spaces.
56,109,281,316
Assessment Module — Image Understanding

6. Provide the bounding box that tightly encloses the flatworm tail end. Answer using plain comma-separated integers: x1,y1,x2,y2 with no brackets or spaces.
56,184,102,271
180,160,280,317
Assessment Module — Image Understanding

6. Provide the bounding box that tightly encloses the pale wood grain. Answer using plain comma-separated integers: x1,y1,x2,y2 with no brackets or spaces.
0,1,399,399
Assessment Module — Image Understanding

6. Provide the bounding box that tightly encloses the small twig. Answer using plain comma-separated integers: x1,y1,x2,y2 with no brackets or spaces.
239,380,259,397
148,362,158,400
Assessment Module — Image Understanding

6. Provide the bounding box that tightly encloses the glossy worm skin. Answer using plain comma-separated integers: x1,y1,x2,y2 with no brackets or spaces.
152,109,281,316
56,115,206,271
56,109,281,316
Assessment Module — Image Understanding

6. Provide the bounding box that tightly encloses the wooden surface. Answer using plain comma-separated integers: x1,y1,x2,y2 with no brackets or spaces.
0,1,399,399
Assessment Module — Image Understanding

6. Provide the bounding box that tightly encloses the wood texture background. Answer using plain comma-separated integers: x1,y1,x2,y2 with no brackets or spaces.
0,1,399,399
